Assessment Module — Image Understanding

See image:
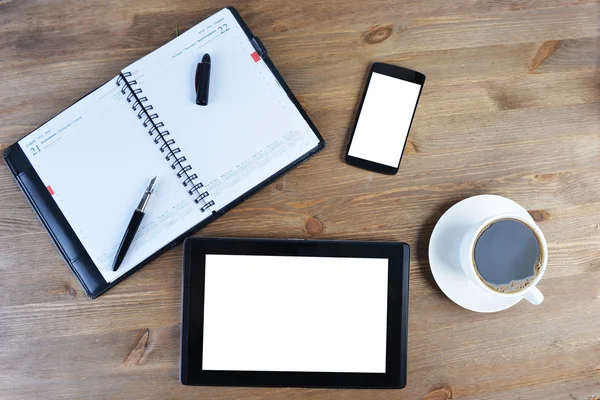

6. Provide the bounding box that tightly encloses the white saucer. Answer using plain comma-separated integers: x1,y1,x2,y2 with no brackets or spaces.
429,195,534,312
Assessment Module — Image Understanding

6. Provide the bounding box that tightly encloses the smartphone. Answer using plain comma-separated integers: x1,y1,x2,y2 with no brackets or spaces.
345,63,425,175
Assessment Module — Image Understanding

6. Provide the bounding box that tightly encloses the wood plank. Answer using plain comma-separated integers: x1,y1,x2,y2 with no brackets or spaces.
0,273,598,399
1,0,600,398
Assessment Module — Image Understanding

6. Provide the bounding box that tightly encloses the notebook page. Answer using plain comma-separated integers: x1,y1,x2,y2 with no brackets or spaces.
18,78,208,283
123,8,320,211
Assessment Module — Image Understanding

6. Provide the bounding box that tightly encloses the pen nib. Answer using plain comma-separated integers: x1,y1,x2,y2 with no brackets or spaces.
146,176,157,193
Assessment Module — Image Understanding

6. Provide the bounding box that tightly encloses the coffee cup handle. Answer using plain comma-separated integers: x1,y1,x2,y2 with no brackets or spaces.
523,287,544,305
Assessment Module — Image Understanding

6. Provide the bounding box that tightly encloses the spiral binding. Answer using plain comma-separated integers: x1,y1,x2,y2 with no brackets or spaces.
116,72,215,212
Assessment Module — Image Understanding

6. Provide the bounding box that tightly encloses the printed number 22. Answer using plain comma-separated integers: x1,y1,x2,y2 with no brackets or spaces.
30,145,41,156
218,24,229,34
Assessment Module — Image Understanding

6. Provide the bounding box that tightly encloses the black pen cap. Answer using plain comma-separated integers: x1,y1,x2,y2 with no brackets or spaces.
195,53,211,106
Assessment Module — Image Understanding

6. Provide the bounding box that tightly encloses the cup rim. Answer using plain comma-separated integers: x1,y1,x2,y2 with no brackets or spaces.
467,213,548,297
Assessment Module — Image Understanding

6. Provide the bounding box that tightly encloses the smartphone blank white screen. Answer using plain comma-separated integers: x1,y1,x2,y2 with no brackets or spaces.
348,72,422,168
202,254,389,373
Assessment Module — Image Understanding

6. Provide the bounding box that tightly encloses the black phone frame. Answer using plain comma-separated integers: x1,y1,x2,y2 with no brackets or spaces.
344,62,425,175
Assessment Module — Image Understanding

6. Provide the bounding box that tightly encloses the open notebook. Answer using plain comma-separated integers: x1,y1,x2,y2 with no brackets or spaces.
3,7,324,298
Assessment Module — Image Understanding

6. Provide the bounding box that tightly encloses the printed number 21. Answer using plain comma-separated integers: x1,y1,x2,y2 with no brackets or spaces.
30,145,41,156
218,24,229,34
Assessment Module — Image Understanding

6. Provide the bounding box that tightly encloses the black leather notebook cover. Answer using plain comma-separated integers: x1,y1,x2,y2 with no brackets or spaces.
2,7,325,298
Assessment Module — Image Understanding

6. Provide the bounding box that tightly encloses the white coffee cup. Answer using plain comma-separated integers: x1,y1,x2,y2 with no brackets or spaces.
459,213,547,305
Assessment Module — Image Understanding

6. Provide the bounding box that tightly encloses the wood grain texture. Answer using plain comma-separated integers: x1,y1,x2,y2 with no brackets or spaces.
1,0,599,399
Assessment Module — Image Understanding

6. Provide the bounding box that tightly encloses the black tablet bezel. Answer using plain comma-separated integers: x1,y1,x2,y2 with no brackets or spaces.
344,62,425,175
180,237,410,388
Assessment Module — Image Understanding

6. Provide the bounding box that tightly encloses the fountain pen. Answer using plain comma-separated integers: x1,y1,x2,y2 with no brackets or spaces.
112,176,157,272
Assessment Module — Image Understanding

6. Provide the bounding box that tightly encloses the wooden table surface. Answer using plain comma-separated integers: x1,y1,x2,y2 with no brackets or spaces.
1,0,599,399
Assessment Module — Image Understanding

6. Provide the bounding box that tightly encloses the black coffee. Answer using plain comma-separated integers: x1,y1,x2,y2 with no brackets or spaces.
473,219,542,293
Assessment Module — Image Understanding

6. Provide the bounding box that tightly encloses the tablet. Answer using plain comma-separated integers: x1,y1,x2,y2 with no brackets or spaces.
180,237,410,388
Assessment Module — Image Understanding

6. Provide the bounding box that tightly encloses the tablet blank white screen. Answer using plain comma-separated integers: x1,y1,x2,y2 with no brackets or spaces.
202,254,389,373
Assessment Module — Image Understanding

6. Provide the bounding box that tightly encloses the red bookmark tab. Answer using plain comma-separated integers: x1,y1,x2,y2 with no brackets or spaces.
250,51,261,62
47,185,55,195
